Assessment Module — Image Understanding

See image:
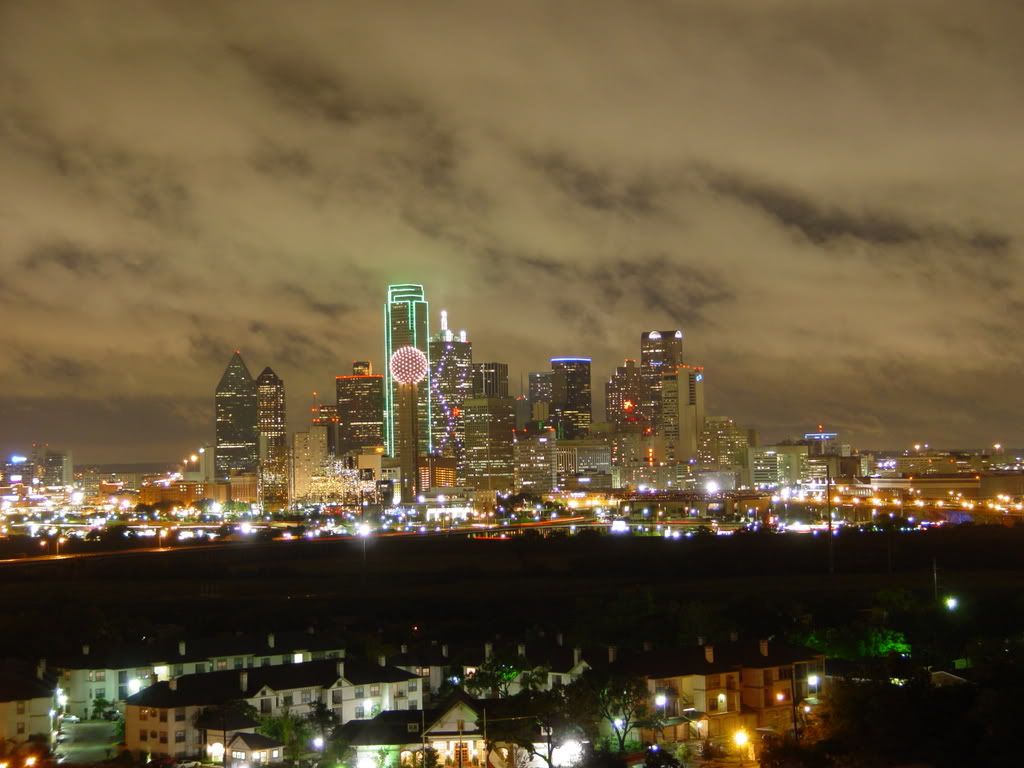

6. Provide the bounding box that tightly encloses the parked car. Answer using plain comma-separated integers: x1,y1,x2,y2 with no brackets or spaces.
62,714,80,723
175,761,201,768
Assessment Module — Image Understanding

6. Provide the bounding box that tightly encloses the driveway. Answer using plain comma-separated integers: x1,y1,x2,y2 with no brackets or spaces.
56,721,120,764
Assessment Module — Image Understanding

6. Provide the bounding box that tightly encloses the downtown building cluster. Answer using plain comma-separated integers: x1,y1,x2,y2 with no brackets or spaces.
202,284,751,512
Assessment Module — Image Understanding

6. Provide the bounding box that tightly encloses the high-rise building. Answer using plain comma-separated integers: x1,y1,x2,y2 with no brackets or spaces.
390,345,430,504
605,359,642,430
34,446,73,487
528,371,553,403
336,373,385,454
291,426,330,501
429,311,473,471
255,367,288,509
384,284,432,457
463,397,516,493
640,330,684,431
514,429,557,494
311,403,341,457
473,362,509,398
352,360,373,376
215,351,259,479
660,364,705,463
550,358,592,439
699,416,751,471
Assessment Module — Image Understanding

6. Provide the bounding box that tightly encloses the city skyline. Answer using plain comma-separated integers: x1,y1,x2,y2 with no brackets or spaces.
2,2,1022,461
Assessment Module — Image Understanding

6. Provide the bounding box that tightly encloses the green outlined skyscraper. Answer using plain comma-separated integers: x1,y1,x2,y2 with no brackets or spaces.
384,284,432,457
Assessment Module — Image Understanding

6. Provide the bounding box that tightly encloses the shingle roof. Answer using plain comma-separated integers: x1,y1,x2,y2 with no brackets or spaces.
230,732,284,751
0,661,55,703
125,658,415,709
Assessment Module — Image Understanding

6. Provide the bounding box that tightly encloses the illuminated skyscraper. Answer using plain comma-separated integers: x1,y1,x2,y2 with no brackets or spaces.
384,284,432,457
352,360,372,376
528,371,554,422
698,416,750,470
473,362,509,398
256,366,288,509
215,351,258,479
514,428,557,494
640,330,684,431
336,370,385,454
463,396,516,492
429,310,473,472
391,345,430,504
550,357,592,439
660,364,705,463
605,359,642,430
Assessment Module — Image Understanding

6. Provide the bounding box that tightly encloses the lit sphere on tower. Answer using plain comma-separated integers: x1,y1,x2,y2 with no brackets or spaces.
390,345,429,385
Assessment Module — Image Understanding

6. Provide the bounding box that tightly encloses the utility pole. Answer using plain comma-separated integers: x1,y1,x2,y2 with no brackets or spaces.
933,557,939,602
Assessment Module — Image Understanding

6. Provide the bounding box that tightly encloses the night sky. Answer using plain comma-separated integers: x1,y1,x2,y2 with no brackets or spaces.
1,1,1022,463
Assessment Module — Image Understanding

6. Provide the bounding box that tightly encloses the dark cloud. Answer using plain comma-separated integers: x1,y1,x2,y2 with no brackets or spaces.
0,0,1022,461
703,168,1012,254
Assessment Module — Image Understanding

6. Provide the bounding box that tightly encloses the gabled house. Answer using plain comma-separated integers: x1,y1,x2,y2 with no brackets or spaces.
0,661,57,748
337,693,569,768
226,732,285,767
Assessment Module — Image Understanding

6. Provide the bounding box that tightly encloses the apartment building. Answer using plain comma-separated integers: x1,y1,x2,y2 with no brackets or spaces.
0,661,56,747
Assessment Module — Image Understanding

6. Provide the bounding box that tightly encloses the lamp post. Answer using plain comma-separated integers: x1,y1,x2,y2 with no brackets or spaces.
654,693,667,742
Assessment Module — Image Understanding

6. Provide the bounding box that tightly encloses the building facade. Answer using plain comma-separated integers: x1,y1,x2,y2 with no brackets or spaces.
384,284,432,457
639,330,684,432
605,359,642,430
463,397,516,493
215,352,259,479
335,374,385,454
550,358,592,439
255,367,288,510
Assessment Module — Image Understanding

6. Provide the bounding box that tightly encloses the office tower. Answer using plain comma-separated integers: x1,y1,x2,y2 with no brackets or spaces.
352,360,373,376
384,284,432,457
35,446,72,487
605,359,642,430
310,403,341,457
661,364,705,463
514,395,532,429
391,345,429,504
528,371,553,409
463,397,516,493
698,416,751,470
336,373,385,454
473,362,509,398
215,351,259,479
514,428,558,493
291,426,330,501
256,367,289,509
428,310,473,471
640,330,684,431
550,358,592,439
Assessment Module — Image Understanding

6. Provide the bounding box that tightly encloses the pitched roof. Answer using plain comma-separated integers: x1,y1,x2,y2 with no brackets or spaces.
125,658,415,709
229,732,284,751
0,661,55,703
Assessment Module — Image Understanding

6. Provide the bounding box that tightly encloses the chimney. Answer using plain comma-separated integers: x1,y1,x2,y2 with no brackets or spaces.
759,639,769,657
401,644,408,654
441,644,449,658
556,633,564,647
642,640,652,652
82,644,90,656
517,643,526,658
484,642,493,660
240,671,249,692
378,655,387,668
607,645,617,664
267,633,276,649
169,678,177,691
337,661,345,679
704,645,714,664
573,647,582,667
178,641,187,657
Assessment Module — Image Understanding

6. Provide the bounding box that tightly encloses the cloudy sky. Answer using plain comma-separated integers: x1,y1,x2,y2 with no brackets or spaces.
1,0,1022,463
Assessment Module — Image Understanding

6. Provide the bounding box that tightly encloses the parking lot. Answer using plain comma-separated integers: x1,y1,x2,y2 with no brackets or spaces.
55,721,120,764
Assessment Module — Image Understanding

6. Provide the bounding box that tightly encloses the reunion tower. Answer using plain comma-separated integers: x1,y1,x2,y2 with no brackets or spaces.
390,345,429,504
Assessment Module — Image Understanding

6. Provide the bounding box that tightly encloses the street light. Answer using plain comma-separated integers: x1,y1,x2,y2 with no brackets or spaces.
732,730,749,766
944,596,959,611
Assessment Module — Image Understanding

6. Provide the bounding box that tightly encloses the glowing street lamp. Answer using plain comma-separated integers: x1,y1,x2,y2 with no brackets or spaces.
944,595,959,611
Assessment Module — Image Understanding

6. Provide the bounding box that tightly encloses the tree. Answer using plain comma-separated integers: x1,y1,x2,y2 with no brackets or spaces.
466,654,527,698
575,672,658,752
306,701,338,741
91,696,113,720
260,708,313,765
487,689,585,768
